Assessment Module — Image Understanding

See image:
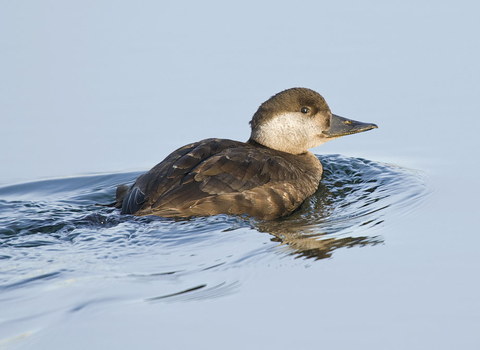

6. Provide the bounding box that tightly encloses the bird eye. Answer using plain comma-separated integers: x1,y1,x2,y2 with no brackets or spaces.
301,107,310,114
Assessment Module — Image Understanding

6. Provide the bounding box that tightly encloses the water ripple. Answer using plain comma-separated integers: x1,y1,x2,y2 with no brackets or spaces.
0,155,430,301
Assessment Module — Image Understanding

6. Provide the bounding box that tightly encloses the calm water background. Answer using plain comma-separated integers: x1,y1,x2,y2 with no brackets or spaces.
1,1,480,349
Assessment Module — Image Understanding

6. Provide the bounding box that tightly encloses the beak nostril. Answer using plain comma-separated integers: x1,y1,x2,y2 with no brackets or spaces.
344,120,352,125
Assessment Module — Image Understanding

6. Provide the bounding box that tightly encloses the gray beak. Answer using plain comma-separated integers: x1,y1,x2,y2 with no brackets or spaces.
322,114,378,138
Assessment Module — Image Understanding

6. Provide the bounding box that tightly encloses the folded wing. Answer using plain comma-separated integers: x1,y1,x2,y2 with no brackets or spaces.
119,138,321,219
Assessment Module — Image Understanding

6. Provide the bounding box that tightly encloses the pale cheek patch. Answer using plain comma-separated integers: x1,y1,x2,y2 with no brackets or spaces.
251,113,328,154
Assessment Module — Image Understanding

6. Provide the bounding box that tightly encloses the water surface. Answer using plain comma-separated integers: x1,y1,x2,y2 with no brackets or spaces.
2,1,480,348
0,155,429,347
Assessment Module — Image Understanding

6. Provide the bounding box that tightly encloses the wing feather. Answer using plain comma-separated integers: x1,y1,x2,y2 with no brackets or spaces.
118,138,322,219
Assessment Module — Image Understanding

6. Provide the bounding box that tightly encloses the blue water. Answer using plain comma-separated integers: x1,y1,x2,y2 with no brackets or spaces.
2,1,480,348
0,155,429,345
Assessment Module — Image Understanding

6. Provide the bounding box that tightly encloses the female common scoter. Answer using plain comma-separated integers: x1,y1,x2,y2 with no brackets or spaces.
115,88,377,220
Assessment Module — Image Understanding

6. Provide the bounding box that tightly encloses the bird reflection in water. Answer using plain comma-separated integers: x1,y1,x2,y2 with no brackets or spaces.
254,185,384,260
251,155,417,260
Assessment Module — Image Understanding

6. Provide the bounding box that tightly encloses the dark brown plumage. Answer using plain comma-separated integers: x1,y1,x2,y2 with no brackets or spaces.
117,138,323,220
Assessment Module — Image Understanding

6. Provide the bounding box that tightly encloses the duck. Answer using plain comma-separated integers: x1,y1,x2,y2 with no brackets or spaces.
115,88,377,220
